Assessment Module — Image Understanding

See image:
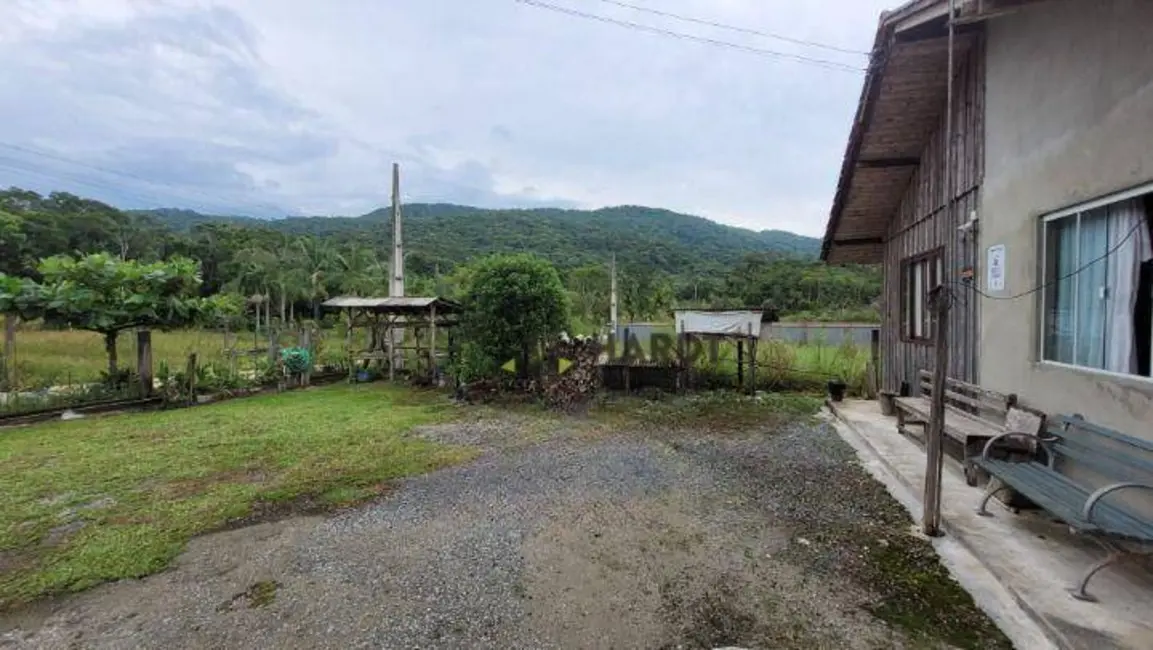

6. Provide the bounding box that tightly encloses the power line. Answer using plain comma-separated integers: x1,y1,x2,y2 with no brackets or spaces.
0,142,288,217
0,159,199,212
589,0,869,56
513,0,866,73
950,218,1145,301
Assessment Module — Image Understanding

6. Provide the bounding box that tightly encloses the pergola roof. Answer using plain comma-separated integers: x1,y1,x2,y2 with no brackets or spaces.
321,296,463,314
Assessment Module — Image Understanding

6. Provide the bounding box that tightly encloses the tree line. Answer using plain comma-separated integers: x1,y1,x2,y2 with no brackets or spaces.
0,187,882,331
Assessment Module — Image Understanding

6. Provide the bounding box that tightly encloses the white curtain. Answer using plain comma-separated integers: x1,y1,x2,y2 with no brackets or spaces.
1105,199,1153,374
1077,208,1109,369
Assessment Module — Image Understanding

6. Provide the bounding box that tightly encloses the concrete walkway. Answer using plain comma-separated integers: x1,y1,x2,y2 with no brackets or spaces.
826,399,1153,650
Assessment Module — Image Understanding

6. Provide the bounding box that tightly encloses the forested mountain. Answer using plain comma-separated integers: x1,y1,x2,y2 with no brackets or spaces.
139,203,821,277
3,188,879,328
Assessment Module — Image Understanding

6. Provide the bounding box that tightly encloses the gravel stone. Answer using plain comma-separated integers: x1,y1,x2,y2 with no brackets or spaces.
1,413,1001,649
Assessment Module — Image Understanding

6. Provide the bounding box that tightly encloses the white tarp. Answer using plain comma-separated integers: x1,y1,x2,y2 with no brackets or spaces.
674,310,762,338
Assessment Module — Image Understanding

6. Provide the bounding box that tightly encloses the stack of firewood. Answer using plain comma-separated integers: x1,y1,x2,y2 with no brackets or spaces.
541,336,603,410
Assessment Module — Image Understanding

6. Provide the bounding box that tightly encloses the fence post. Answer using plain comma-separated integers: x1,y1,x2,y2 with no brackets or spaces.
137,329,153,397
623,327,631,394
737,339,744,391
748,322,757,396
301,327,313,387
268,319,279,368
448,329,458,391
185,352,198,406
676,322,686,393
429,303,438,384
1,314,16,391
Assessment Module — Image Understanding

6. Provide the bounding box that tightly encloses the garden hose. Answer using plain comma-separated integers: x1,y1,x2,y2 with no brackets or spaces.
281,347,313,375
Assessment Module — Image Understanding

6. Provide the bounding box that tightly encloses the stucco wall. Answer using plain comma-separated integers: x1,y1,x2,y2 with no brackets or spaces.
980,0,1153,437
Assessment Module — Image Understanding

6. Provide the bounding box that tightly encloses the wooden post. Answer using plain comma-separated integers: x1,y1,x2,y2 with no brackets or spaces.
2,314,16,391
136,329,153,397
387,317,396,382
301,327,313,387
225,322,238,379
923,286,951,537
676,330,684,393
924,0,957,538
448,328,458,391
737,339,745,391
429,303,438,383
267,319,278,367
414,324,423,378
185,352,198,406
748,322,757,396
623,326,631,394
345,308,354,382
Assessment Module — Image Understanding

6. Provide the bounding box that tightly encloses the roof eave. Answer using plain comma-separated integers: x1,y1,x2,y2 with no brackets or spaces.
820,15,897,263
821,0,959,265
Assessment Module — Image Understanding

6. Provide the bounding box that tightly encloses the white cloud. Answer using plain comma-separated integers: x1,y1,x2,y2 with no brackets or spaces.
0,0,892,235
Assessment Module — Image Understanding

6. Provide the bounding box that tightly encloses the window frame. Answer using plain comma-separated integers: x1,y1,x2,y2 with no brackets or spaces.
1037,181,1153,382
901,247,944,345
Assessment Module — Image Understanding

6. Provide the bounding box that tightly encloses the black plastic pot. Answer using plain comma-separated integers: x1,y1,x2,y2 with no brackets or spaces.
827,380,847,402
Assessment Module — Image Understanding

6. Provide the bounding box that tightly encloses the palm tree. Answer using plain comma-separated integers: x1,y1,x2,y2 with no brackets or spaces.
227,245,277,331
296,237,338,320
334,244,387,297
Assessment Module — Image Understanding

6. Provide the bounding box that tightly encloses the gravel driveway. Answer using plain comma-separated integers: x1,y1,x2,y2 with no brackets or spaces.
1,401,1009,649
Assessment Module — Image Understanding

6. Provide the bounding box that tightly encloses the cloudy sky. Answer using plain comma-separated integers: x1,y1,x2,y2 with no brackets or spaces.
0,0,891,236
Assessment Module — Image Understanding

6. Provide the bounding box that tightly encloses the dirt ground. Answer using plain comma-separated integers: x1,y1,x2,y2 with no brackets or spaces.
0,400,1010,649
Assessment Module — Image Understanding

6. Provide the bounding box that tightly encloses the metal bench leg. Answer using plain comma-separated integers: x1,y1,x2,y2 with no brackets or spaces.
975,483,1012,517
1070,548,1153,602
1069,551,1125,602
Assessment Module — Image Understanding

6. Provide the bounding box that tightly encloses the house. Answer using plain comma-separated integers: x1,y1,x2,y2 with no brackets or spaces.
820,0,1153,438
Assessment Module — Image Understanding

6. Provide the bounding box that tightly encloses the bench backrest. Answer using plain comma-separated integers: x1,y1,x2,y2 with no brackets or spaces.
1045,414,1153,485
917,369,1015,422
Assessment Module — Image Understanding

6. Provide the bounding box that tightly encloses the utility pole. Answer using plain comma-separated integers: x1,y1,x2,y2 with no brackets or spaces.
390,162,404,298
610,253,619,336
390,162,405,374
923,0,956,537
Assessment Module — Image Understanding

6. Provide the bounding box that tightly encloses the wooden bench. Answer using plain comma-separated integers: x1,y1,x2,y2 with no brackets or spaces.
973,414,1153,602
892,370,1037,486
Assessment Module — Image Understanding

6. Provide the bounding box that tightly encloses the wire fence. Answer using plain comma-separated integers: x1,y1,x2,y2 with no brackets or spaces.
0,322,356,417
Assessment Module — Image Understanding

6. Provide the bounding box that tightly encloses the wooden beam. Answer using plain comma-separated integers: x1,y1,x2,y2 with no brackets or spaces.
894,17,982,43
858,157,920,169
833,236,885,246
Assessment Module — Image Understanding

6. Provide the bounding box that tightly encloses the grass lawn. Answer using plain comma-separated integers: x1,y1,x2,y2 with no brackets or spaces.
4,327,358,390
6,328,236,389
0,383,473,608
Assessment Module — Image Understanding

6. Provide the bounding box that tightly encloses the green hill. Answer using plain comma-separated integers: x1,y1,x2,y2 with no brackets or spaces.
142,203,819,277
4,187,874,324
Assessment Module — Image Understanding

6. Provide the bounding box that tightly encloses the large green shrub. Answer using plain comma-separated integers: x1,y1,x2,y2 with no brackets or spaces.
456,254,570,380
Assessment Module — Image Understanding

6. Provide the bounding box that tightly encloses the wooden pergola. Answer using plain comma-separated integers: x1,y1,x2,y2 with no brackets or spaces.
321,296,462,382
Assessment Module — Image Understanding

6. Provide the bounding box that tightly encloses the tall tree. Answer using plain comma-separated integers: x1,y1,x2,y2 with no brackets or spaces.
37,254,224,376
0,274,43,390
0,211,27,276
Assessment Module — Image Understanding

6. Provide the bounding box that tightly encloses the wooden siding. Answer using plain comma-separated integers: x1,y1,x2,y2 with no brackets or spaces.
882,35,985,394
